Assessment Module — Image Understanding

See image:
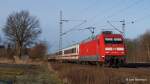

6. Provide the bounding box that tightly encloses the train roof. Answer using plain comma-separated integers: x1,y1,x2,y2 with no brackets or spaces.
62,43,79,50
80,31,123,43
54,43,79,52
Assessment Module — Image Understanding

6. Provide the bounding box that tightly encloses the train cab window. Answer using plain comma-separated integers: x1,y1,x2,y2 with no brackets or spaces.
113,38,123,44
105,38,123,44
105,38,113,44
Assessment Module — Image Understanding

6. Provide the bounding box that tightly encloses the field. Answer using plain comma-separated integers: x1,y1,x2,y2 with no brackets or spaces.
0,62,149,84
0,63,62,84
50,63,150,84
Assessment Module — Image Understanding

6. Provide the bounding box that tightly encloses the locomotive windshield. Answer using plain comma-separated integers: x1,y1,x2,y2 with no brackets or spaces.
105,38,123,44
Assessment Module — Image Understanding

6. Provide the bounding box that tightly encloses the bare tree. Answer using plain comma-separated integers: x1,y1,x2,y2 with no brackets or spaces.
3,10,41,58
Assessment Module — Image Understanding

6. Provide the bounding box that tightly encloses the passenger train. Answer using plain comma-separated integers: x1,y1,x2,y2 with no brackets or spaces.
49,31,126,66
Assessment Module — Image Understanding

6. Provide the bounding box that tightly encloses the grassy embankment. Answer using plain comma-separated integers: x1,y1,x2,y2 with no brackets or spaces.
51,63,150,84
0,63,63,84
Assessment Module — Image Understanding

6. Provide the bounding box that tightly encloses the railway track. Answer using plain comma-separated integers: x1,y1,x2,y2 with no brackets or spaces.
121,63,150,68
49,60,150,68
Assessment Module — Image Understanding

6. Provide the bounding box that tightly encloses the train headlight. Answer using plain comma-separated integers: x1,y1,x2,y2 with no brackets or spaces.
102,56,105,58
105,47,112,51
117,48,124,51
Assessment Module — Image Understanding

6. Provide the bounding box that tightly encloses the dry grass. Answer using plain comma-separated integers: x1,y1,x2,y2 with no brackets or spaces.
50,63,150,84
0,58,14,64
0,63,63,84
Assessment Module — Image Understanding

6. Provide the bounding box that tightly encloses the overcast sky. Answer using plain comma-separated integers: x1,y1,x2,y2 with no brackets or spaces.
0,0,150,52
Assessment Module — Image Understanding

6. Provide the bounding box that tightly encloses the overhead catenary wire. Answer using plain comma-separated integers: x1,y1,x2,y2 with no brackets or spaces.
62,0,142,39
61,20,86,36
79,0,99,14
89,0,144,28
86,0,123,25
59,10,87,52
134,13,150,23
107,21,123,34
71,0,99,21
106,0,144,19
80,0,123,28
74,2,124,35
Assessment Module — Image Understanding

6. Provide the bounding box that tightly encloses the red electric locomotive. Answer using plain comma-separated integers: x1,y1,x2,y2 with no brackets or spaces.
50,31,126,66
79,31,126,66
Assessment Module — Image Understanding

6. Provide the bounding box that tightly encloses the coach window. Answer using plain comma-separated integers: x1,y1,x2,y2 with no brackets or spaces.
72,48,76,53
64,48,76,54
58,51,62,55
64,50,70,54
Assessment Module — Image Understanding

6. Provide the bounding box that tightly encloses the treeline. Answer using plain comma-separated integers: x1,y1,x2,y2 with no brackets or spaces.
126,30,150,63
0,42,47,60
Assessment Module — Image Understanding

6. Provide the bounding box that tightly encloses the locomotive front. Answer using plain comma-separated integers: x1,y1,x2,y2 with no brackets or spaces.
101,31,126,66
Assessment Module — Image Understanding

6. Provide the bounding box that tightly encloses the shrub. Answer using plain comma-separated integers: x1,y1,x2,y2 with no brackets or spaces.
29,42,47,60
